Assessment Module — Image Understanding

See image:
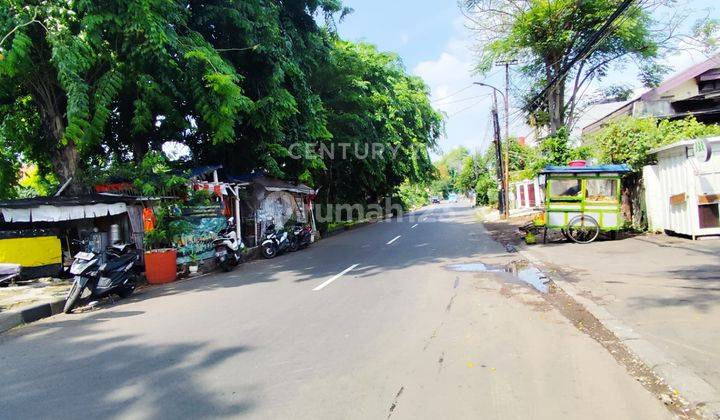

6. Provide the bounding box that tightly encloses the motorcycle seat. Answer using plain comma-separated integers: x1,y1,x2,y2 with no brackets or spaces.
103,254,136,271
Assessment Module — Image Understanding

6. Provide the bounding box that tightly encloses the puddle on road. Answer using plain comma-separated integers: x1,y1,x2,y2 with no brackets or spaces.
445,262,498,272
445,260,550,293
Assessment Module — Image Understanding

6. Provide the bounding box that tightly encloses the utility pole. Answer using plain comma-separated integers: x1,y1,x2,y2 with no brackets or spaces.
495,60,516,220
476,81,508,219
491,91,505,216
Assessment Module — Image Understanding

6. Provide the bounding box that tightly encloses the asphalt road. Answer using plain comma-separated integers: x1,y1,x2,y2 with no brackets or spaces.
0,203,672,419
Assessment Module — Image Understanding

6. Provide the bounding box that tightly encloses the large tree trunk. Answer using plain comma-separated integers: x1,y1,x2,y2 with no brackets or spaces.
117,93,149,162
133,135,149,162
51,141,81,193
35,80,85,195
545,58,565,136
621,173,646,230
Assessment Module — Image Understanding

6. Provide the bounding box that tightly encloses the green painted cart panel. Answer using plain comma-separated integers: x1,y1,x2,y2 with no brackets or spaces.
544,174,624,231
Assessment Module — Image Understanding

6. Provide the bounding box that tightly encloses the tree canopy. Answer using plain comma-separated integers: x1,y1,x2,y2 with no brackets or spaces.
462,0,672,134
589,116,720,169
0,1,441,207
313,40,442,205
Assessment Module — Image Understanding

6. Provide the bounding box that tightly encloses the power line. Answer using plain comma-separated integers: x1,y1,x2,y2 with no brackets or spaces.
435,94,490,107
526,0,636,114
431,85,474,103
447,99,489,117
431,69,504,103
504,4,637,138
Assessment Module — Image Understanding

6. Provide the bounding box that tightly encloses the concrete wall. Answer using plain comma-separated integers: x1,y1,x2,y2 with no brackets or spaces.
643,165,663,232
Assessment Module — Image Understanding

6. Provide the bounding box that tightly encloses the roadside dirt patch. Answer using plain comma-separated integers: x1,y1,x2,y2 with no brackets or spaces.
543,281,702,419
482,215,533,246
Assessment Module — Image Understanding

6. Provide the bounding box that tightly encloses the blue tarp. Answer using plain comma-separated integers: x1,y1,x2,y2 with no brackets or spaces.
539,164,632,175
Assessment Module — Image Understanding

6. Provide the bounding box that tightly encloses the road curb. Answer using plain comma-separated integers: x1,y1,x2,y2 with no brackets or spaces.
320,213,396,239
516,245,720,419
0,297,66,334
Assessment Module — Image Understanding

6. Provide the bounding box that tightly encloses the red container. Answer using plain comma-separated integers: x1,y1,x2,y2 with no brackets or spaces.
568,160,586,167
144,249,177,284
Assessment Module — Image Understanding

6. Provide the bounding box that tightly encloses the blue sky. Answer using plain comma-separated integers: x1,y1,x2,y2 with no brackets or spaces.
337,0,718,156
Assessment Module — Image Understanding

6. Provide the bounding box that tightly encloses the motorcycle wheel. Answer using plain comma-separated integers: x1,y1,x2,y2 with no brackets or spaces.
63,281,83,314
219,260,232,272
262,244,277,259
289,238,299,252
117,276,137,299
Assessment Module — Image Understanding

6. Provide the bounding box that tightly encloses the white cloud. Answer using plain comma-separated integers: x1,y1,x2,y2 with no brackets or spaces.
413,16,533,156
413,18,489,155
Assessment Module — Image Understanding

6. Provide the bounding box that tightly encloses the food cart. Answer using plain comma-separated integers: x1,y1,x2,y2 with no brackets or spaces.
537,164,632,243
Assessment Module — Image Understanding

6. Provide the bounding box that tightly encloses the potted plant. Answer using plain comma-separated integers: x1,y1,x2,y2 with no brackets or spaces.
188,249,200,275
132,152,191,284
143,206,184,284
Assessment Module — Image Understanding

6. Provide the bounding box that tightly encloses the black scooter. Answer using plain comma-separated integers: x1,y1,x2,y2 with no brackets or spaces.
289,223,312,252
64,241,139,313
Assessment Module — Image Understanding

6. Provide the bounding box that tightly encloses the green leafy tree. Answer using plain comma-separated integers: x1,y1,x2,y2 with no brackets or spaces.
312,40,442,206
462,0,668,134
692,18,720,54
397,181,430,210
475,173,498,206
1,1,442,209
184,0,342,181
589,116,720,169
0,0,246,193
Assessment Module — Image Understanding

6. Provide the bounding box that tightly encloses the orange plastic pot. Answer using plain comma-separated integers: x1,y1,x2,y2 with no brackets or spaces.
144,249,177,284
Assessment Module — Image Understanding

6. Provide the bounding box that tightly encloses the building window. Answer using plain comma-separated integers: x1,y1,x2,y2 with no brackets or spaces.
586,179,618,202
698,203,720,229
699,79,720,94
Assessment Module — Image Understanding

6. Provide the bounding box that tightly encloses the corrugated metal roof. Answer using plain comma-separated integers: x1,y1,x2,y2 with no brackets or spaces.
0,194,132,209
648,136,720,155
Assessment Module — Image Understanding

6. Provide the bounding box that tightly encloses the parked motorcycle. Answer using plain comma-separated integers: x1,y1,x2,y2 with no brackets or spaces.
0,263,21,287
64,241,139,314
261,223,291,259
289,223,312,252
213,218,244,271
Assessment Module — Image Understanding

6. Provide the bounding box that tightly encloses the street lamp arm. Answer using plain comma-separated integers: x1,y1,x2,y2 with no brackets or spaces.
473,82,505,100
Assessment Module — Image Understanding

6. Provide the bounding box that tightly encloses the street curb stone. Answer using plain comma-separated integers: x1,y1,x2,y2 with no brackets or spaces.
516,245,720,419
0,297,66,334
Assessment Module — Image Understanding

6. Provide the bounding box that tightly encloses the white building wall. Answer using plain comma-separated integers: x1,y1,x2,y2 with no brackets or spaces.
657,148,693,235
643,165,663,232
653,138,720,237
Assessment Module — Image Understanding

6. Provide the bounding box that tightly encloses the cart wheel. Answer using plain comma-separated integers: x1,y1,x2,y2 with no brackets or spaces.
560,229,571,241
566,215,600,244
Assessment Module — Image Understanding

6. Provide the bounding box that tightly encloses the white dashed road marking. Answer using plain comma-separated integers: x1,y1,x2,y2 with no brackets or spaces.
313,264,359,291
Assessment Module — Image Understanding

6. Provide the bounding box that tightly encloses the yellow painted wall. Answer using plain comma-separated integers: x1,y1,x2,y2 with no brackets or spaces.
0,236,62,267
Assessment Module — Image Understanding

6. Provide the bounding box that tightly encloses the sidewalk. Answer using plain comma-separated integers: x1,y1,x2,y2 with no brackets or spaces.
500,226,720,416
0,278,71,312
483,214,720,415
525,235,720,389
0,278,71,333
